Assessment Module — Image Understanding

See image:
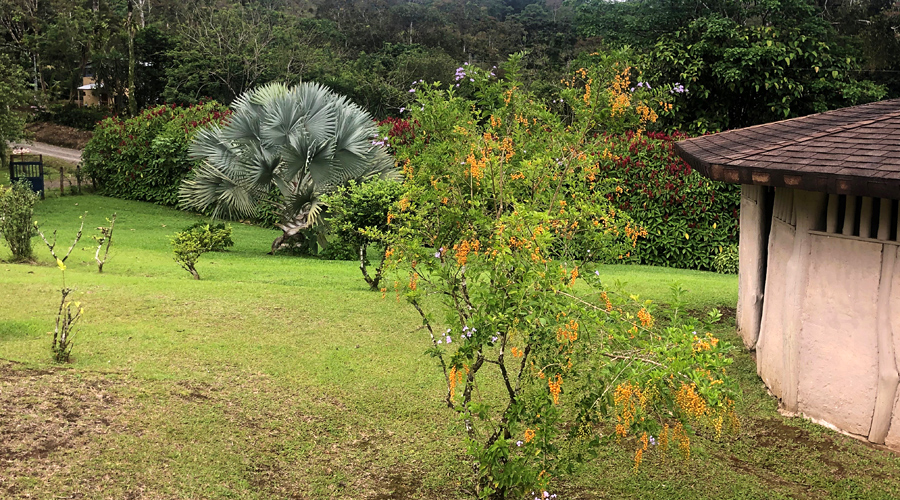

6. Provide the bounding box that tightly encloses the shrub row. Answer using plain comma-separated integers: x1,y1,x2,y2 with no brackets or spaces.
82,102,230,206
35,103,107,131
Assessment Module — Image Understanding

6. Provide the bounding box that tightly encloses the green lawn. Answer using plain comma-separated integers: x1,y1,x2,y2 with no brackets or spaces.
2,195,899,499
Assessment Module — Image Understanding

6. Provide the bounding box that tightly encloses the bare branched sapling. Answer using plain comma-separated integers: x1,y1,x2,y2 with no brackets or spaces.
53,282,83,363
35,211,87,266
93,213,116,272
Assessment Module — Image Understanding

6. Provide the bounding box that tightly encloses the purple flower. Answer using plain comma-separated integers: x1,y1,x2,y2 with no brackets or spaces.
446,336,452,344
434,251,441,259
516,440,523,447
595,270,600,276
470,78,474,82
409,89,416,93
437,339,443,344
491,335,498,343
399,107,405,113
649,436,657,446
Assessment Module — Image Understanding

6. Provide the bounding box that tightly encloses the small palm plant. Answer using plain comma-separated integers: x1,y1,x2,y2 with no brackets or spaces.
179,82,398,252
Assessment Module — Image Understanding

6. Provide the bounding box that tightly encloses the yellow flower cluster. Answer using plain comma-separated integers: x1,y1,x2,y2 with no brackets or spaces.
675,382,708,419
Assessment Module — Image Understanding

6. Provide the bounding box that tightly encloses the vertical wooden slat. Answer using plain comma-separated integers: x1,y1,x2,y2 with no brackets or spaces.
860,197,874,239
843,195,858,236
878,198,892,240
826,194,840,233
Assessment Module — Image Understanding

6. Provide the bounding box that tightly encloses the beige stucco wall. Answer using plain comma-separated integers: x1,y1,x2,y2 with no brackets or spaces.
740,186,900,448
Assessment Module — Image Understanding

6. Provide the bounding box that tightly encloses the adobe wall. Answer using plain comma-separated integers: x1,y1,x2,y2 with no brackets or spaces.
741,187,900,448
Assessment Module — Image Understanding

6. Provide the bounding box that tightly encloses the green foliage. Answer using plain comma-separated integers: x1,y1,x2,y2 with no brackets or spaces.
0,53,30,173
0,181,40,262
35,103,106,131
713,244,739,275
648,15,887,132
599,131,740,270
322,179,404,288
171,222,233,280
387,55,738,497
81,102,231,206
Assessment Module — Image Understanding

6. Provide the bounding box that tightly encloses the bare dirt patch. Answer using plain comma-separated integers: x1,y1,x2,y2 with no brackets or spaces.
0,360,128,494
25,122,93,150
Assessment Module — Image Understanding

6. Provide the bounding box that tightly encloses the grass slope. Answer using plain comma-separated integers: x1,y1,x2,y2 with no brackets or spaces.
1,195,898,499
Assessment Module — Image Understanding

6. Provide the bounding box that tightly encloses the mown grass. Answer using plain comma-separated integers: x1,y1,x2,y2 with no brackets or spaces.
1,195,899,499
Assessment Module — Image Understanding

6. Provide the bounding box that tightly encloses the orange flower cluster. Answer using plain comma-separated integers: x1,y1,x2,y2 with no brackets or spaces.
614,382,646,438
548,374,563,404
601,292,612,312
555,320,579,343
524,428,536,444
510,346,524,358
408,272,418,291
500,137,515,161
453,239,481,266
636,104,658,124
466,151,486,180
510,171,525,180
402,159,414,179
637,308,654,327
569,267,579,287
489,114,502,128
624,223,648,248
448,366,465,399
398,197,411,212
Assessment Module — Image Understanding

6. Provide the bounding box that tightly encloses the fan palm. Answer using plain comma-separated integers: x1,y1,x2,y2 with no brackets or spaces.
179,82,398,252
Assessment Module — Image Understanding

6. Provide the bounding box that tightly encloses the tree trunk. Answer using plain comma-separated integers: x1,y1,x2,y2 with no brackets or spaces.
126,0,137,116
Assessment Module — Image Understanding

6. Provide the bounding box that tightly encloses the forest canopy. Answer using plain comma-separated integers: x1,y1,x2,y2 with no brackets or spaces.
1,0,897,131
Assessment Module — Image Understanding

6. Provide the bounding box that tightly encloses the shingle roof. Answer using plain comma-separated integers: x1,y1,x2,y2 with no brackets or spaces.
674,98,900,199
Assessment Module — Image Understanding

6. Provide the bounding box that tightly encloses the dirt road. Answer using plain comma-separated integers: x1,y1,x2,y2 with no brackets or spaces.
12,141,82,164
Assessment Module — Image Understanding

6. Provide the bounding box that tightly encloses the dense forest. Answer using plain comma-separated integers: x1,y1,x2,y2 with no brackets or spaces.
1,0,899,132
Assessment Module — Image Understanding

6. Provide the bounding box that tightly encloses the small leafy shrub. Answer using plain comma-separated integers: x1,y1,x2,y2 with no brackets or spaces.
180,221,234,251
82,102,231,206
0,180,39,262
713,244,739,274
598,131,740,270
171,222,233,279
322,179,404,289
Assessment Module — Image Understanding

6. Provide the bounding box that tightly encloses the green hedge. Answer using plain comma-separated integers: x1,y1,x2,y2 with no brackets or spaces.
82,102,230,206
598,131,740,271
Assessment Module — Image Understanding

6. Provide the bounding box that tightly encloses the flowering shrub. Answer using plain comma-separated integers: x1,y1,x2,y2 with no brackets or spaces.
384,55,739,498
82,102,231,206
596,131,740,270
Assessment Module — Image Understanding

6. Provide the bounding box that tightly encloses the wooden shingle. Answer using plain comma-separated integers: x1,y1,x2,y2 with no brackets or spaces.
675,99,900,198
